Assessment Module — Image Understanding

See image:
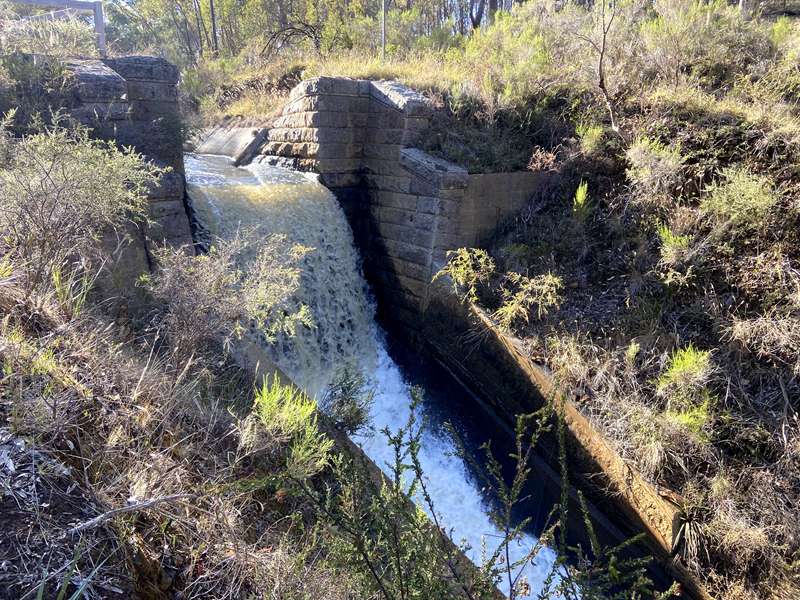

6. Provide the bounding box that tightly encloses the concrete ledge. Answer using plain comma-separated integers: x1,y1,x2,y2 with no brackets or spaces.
399,148,469,189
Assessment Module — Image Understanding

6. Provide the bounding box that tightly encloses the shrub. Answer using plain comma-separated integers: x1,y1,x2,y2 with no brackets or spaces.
144,233,313,362
254,374,333,480
572,180,592,224
657,222,691,266
0,10,98,57
656,345,714,409
639,0,773,91
657,222,694,286
576,122,606,155
626,137,685,200
432,247,496,304
493,271,563,332
319,365,374,436
0,118,157,299
701,167,778,231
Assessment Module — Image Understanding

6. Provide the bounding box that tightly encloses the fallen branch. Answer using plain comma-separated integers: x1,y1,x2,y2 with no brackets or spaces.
68,494,196,535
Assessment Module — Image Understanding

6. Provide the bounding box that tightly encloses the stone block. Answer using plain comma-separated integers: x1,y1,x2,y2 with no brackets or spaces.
369,111,405,129
400,148,468,189
416,196,440,215
373,254,431,282
128,100,179,121
315,142,363,159
379,222,434,248
69,102,130,124
363,127,405,145
374,191,417,211
273,111,350,129
263,141,319,158
363,158,408,176
365,174,411,193
382,239,431,266
146,170,184,199
147,199,193,247
380,206,436,230
310,158,362,173
409,175,439,196
288,77,363,100
364,143,403,161
104,56,180,83
126,80,178,101
370,80,432,117
65,59,127,103
320,172,362,188
283,94,368,115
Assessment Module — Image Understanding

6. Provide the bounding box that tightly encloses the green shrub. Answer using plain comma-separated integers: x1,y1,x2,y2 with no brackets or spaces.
493,271,563,332
433,247,496,304
701,167,778,231
656,222,694,286
572,180,592,224
657,222,691,266
665,399,710,438
626,137,685,200
320,365,374,436
145,234,313,362
255,374,333,479
576,122,606,155
0,117,157,299
656,345,714,411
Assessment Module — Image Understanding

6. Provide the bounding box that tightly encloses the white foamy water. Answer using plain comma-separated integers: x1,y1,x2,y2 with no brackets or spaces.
185,153,558,597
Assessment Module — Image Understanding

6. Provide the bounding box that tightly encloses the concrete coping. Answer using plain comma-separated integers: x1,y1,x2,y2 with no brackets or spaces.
63,58,127,103
370,80,432,117
288,76,372,101
400,147,468,190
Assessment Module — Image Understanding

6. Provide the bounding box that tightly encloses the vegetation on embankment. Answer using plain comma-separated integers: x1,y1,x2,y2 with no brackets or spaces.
0,79,671,600
432,4,800,600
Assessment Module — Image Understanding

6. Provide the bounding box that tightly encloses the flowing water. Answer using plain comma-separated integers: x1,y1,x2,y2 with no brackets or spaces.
185,153,559,596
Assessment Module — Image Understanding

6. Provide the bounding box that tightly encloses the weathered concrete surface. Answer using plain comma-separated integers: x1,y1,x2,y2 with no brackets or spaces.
195,121,269,166
418,288,710,599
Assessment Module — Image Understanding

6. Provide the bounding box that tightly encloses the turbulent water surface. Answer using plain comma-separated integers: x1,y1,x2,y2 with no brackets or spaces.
185,153,558,596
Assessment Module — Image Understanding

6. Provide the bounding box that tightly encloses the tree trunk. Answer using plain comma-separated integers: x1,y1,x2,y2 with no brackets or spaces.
209,0,220,55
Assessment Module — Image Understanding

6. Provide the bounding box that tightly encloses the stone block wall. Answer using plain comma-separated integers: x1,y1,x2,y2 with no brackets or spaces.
57,56,193,312
201,76,546,332
66,56,193,252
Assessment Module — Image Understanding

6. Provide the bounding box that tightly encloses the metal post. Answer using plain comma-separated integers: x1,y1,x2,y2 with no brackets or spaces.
11,0,107,56
93,1,106,57
381,0,386,61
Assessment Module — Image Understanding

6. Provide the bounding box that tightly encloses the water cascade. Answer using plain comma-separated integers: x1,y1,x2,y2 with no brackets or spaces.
185,153,558,596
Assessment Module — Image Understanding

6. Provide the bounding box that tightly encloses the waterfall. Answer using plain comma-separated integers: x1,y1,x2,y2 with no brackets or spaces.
185,154,376,397
185,153,558,597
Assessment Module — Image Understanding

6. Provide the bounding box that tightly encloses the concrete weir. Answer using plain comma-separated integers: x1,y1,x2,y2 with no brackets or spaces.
197,76,552,332
197,76,707,598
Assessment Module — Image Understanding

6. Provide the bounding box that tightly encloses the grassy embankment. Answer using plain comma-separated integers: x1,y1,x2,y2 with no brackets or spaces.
182,3,800,599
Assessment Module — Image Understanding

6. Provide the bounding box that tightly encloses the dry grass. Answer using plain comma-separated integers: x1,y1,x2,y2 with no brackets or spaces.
0,280,359,599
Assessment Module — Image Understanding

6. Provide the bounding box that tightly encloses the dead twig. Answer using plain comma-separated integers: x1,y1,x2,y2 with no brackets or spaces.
67,494,196,535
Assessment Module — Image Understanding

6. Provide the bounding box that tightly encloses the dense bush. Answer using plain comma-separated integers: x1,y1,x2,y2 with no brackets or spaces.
0,118,158,300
